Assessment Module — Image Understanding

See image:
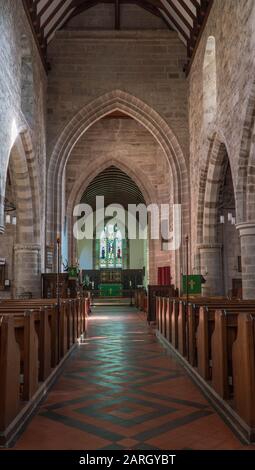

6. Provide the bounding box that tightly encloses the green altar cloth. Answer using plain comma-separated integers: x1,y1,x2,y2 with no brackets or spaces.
99,284,123,297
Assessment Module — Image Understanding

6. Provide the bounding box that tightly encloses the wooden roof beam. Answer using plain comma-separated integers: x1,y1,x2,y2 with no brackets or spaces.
46,0,99,40
186,0,214,75
22,0,49,72
176,0,196,21
164,0,192,31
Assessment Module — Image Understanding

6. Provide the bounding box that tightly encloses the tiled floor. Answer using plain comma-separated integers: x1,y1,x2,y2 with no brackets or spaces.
12,306,255,450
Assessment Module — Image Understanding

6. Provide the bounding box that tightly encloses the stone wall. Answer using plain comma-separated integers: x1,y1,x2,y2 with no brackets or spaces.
47,29,188,160
65,117,173,283
188,0,255,297
0,0,47,297
46,28,189,286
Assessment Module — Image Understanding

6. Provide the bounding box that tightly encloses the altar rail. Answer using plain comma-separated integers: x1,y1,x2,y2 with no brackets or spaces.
0,297,90,447
155,296,255,443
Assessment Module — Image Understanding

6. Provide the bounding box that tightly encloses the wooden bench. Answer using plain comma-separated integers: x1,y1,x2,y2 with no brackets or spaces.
0,296,88,445
196,304,255,380
0,297,88,354
232,313,255,430
0,307,50,399
0,316,20,434
155,296,255,441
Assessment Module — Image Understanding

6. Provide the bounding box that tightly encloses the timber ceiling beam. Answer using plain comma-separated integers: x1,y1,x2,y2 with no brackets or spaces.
186,0,214,75
22,0,214,76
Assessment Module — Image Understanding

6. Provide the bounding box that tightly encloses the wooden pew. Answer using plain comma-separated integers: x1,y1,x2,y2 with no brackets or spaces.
232,313,255,429
178,301,187,356
184,299,254,368
161,298,167,337
0,297,87,355
211,308,255,399
171,299,179,348
0,303,58,368
156,297,172,343
0,310,39,401
0,316,20,433
196,304,255,381
0,297,87,446
165,298,171,343
155,295,255,441
156,297,162,333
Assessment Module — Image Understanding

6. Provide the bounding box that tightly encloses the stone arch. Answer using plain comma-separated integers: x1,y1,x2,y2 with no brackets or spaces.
196,132,231,245
236,80,255,223
66,158,156,269
5,129,40,244
47,90,189,250
19,129,41,243
197,132,239,296
1,129,41,297
202,139,231,245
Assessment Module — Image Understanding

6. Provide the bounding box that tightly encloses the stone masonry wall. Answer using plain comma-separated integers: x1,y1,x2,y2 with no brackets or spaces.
47,30,188,163
188,0,255,295
65,117,174,282
0,0,47,297
47,28,189,285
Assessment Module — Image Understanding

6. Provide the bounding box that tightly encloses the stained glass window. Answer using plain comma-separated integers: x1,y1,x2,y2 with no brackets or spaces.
99,224,123,268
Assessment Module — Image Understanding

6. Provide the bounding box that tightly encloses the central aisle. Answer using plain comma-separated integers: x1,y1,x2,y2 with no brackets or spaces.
13,307,248,450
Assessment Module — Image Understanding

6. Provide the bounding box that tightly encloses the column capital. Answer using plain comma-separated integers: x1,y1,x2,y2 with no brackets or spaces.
236,222,255,237
197,243,222,251
14,244,41,253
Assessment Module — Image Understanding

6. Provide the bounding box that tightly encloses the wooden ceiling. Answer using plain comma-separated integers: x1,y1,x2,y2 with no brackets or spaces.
23,0,213,73
81,166,146,209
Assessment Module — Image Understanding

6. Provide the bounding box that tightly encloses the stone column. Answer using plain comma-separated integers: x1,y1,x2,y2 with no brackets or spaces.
14,244,41,298
198,243,224,296
236,222,255,299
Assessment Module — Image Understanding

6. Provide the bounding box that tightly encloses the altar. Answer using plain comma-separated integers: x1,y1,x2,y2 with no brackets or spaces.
99,283,123,297
82,268,144,297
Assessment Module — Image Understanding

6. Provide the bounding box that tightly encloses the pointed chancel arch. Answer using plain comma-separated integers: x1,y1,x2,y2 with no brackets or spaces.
46,90,189,285
47,90,188,243
66,160,152,272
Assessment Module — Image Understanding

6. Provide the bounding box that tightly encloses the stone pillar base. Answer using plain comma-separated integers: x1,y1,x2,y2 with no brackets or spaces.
236,222,255,299
198,243,224,296
14,244,41,298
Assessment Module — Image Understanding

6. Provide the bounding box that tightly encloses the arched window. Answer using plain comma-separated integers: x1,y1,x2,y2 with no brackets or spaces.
203,36,217,127
99,224,123,268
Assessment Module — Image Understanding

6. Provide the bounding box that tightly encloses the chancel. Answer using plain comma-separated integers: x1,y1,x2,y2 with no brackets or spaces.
0,0,255,455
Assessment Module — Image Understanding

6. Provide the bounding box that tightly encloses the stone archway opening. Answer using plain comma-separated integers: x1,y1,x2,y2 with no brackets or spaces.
72,165,150,291
63,111,175,286
47,90,189,289
0,132,41,298
198,138,241,297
